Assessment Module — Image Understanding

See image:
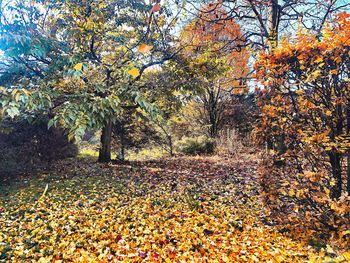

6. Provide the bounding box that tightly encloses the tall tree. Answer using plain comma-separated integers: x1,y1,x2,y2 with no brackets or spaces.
180,0,350,51
255,12,350,198
0,0,183,162
180,5,249,138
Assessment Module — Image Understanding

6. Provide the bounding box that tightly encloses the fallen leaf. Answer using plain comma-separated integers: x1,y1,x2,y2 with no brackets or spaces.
128,67,140,78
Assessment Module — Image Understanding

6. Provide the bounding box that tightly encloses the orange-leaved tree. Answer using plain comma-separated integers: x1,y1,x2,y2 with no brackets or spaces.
255,12,350,246
180,5,249,138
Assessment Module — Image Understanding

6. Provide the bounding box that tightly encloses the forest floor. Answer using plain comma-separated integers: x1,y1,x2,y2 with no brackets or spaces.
0,153,349,262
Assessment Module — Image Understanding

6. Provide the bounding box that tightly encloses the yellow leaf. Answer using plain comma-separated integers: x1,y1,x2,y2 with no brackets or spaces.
138,43,153,53
326,245,335,254
342,251,350,261
12,89,21,102
128,67,140,78
324,187,330,195
341,230,350,236
311,70,321,78
222,255,230,262
74,63,83,71
314,57,323,64
288,189,295,197
0,86,6,94
274,255,285,263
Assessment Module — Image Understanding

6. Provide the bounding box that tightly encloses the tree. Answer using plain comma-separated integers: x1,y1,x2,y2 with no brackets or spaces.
181,0,350,50
252,14,350,244
0,0,182,162
180,5,249,138
255,12,350,198
139,59,202,155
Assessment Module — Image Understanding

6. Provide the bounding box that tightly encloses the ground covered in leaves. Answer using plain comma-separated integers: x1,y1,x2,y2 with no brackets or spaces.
0,154,349,262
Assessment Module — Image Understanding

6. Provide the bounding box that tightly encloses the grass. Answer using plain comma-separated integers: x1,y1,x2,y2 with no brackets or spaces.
78,147,167,161
78,148,117,160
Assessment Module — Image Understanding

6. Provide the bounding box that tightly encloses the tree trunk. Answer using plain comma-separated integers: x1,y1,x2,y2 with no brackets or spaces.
120,137,125,161
168,135,174,156
276,134,287,154
268,0,279,51
347,150,350,196
267,1,285,153
205,86,221,139
118,120,126,161
329,152,342,199
266,138,274,152
347,99,350,195
98,119,113,163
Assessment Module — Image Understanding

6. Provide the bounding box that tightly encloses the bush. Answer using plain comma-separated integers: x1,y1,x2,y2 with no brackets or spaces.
176,136,215,155
0,119,78,176
258,153,350,249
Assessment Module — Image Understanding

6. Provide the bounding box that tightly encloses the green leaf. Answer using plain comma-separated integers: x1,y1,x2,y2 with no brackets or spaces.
47,119,56,129
6,107,20,118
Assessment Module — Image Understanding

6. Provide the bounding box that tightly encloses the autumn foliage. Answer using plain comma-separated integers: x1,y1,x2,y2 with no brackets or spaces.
2,0,350,262
255,12,350,248
181,5,249,93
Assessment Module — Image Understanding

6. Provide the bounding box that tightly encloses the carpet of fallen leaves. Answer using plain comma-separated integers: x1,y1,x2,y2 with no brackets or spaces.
1,154,349,262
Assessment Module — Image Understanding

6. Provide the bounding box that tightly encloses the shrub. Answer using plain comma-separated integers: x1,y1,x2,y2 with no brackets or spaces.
0,119,78,176
176,136,215,155
258,152,350,249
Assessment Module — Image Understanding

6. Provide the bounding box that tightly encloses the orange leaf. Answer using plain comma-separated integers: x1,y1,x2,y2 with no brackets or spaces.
129,241,137,249
199,247,206,254
150,3,161,13
138,43,153,53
